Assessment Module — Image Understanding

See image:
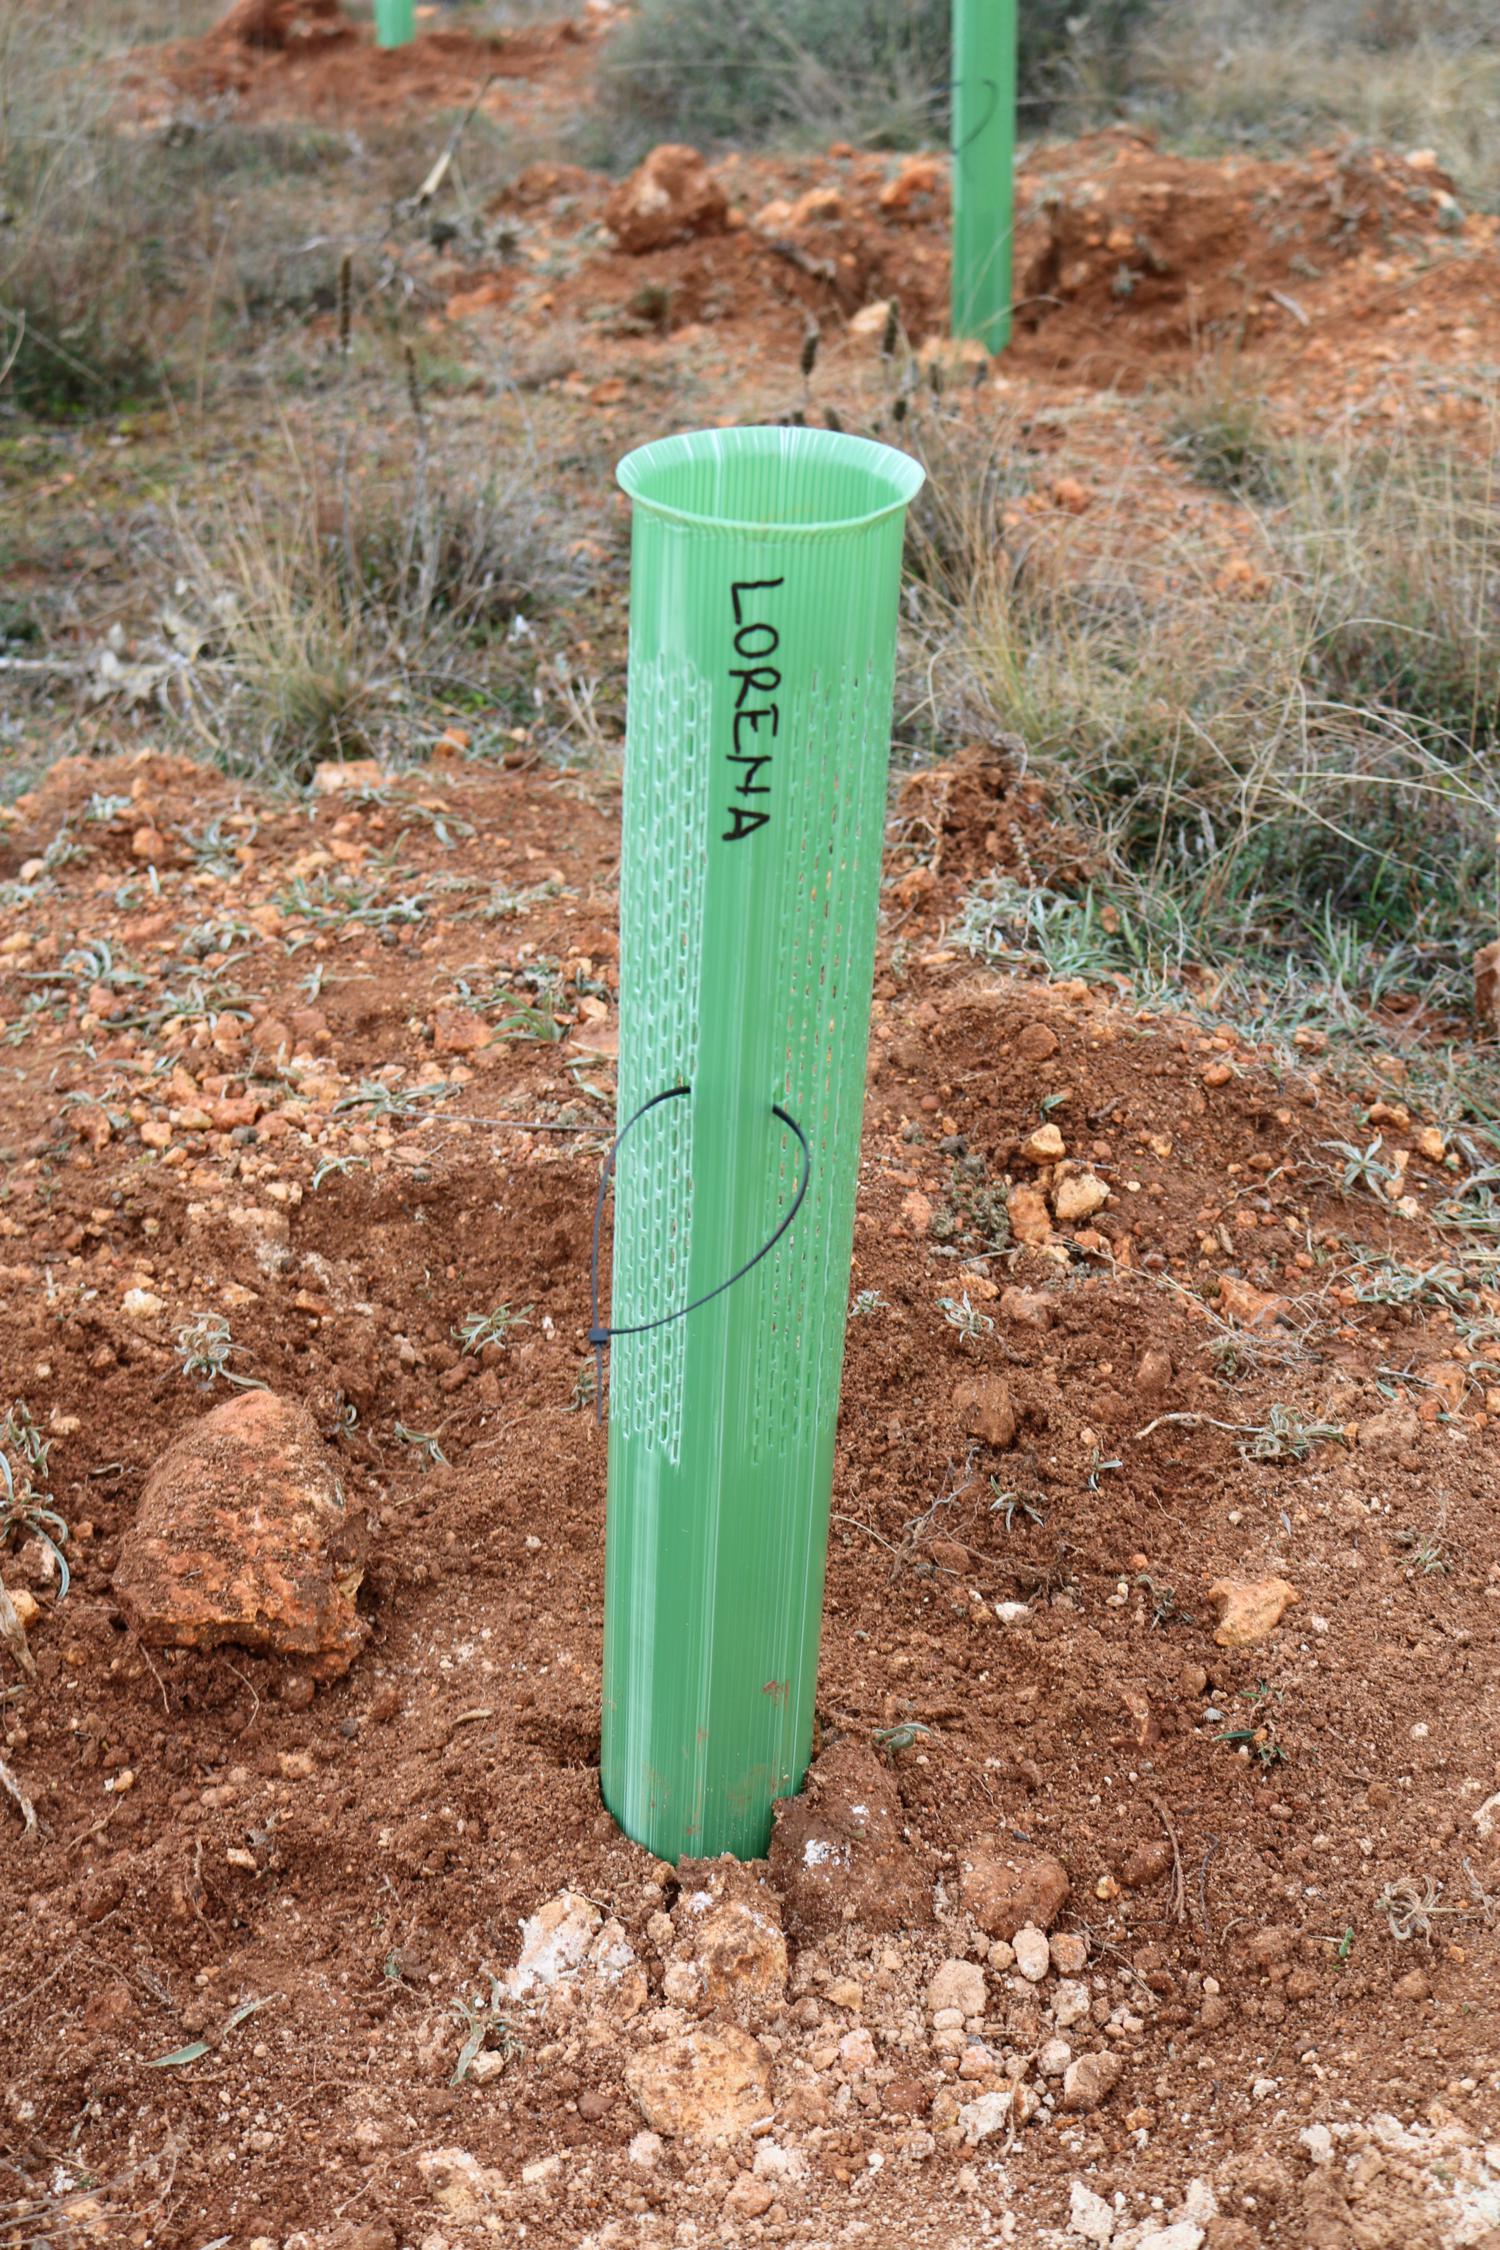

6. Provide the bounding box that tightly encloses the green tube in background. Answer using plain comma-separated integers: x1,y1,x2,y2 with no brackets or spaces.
952,0,1018,354
602,428,925,1864
374,0,414,47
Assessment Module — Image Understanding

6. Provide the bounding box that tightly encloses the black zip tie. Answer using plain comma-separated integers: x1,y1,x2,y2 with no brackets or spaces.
952,75,1001,156
587,1086,812,1424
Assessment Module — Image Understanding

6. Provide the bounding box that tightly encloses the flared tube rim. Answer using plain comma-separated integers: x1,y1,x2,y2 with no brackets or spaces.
617,425,925,539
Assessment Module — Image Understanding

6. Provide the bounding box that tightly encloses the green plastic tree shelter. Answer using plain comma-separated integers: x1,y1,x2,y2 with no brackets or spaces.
951,0,1019,353
374,0,414,48
600,428,924,1864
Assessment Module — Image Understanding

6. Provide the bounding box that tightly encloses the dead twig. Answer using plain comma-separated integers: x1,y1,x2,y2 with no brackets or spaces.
0,1754,36,1838
1145,1788,1186,1924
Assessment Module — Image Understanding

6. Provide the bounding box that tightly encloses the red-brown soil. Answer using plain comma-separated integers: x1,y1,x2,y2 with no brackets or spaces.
119,0,596,127
7,12,1500,2247
1,745,1498,2247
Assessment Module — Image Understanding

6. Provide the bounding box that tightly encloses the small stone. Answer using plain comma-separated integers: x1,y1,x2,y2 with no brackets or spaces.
954,1374,1017,1450
1050,1932,1088,1976
1022,1123,1066,1164
1393,1968,1431,2002
999,1287,1055,1330
1068,2178,1116,2243
1051,1980,1090,2029
723,2176,775,2220
1136,2229,1203,2250
628,2130,663,2169
959,1844,1070,1938
1015,1023,1059,1063
882,2073,929,2115
687,1889,787,2019
1054,1173,1109,1223
521,2154,561,2188
1207,1576,1299,1647
431,1007,491,1056
1217,1274,1289,1328
505,1891,604,2000
121,1287,164,1318
1039,2038,1072,2079
1199,1994,1230,2029
1013,1925,1050,1982
112,1390,367,1679
1300,2123,1334,2165
625,2025,772,2141
959,2086,1033,2145
1136,1348,1173,1396
1061,2051,1122,2114
1119,1839,1175,1890
838,2027,877,2073
604,144,729,253
927,1958,986,2018
468,2050,508,2084
1008,1185,1054,1245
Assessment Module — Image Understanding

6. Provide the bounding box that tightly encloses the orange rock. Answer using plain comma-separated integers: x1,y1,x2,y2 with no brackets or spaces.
1207,1576,1299,1647
879,155,944,214
432,1007,491,1056
604,145,729,254
1008,1185,1053,1245
112,1390,368,1679
1217,1274,1289,1328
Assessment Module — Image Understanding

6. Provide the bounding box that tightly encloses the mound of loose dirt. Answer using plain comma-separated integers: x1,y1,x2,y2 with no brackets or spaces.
119,0,592,126
1,744,1498,2246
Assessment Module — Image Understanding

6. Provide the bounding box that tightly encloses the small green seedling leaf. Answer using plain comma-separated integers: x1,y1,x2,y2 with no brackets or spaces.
145,2041,212,2068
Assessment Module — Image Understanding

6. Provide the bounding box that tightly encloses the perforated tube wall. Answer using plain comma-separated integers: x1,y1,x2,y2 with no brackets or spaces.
602,427,924,1863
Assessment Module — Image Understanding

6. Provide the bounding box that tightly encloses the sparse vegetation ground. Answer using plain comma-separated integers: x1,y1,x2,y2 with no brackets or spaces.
3,2,1500,2244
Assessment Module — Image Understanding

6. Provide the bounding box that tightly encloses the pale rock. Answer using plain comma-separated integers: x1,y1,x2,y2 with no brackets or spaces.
1069,2179,1117,2243
1135,2227,1203,2250
521,2155,562,2188
1000,1286,1055,1330
121,1288,164,1318
751,2138,808,2184
627,2131,663,2170
1013,1924,1050,1982
1207,1576,1299,1647
1300,2123,1334,2165
927,1957,986,2018
1052,1979,1090,2028
1022,1123,1066,1164
1039,2037,1073,2078
625,2024,773,2140
959,2085,1034,2144
505,1891,603,2000
1054,1172,1109,1223
1175,2180,1219,2225
1061,2050,1122,2113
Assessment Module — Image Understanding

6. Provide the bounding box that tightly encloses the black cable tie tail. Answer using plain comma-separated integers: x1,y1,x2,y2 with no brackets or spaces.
588,1088,812,1426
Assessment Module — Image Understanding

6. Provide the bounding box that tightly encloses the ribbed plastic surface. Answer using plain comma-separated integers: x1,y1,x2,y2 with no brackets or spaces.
602,428,924,1863
373,0,414,46
952,0,1018,353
